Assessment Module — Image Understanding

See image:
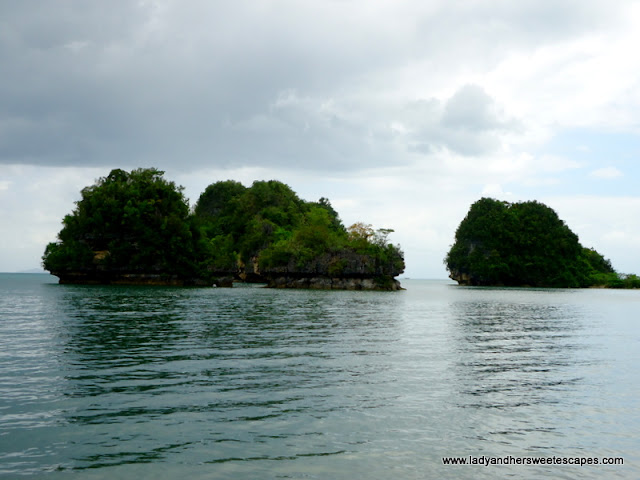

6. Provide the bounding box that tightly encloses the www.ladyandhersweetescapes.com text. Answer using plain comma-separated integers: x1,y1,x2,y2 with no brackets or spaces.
442,455,624,466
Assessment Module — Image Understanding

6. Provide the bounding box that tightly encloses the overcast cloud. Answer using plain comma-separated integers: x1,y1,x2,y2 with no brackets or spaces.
1,0,639,278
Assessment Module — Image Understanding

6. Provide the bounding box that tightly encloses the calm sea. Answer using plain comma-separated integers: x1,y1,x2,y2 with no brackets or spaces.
0,273,638,479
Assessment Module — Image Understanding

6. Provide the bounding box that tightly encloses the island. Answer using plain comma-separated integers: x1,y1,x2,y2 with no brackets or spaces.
43,168,405,290
445,197,639,288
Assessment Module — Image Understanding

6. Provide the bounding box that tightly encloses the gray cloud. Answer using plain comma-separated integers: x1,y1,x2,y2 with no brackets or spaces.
0,0,619,171
399,85,520,156
1,0,638,276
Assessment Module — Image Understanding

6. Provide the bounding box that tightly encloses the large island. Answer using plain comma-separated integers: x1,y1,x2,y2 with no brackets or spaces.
43,168,404,290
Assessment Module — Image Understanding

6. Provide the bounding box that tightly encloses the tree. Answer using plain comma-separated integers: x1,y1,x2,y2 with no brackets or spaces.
43,168,209,283
347,222,374,241
194,180,247,220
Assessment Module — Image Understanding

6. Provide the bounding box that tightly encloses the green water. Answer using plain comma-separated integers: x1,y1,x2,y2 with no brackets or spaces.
0,274,638,479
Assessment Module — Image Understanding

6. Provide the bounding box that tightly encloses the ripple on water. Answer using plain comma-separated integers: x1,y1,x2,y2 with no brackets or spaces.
0,277,638,479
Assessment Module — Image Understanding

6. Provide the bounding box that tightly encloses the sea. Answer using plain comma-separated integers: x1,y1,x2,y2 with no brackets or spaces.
0,273,638,479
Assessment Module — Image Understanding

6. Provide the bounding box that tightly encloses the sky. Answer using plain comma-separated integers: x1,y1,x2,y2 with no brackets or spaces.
1,0,640,279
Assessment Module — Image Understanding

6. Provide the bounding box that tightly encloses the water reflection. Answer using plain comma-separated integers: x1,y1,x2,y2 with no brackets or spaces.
47,285,405,469
448,288,592,451
2,277,638,478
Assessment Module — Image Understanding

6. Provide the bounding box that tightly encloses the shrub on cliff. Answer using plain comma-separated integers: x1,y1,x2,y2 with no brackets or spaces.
445,198,614,287
43,168,210,282
194,180,404,280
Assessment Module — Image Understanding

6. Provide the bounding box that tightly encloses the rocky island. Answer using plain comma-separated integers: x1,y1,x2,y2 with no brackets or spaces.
445,197,639,288
43,168,404,290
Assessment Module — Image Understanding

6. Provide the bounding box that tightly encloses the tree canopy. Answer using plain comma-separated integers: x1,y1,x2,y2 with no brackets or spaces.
193,179,404,286
445,198,616,288
43,168,210,283
43,170,404,288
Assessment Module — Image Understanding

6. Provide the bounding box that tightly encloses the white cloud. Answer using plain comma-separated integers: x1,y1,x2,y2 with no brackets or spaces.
0,165,103,271
589,166,623,179
481,184,511,197
547,195,640,274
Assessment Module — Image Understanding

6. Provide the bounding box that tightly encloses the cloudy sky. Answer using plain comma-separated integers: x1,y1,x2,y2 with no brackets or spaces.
2,0,640,278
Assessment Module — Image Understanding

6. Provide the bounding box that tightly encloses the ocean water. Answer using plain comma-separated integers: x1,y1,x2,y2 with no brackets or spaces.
0,273,638,479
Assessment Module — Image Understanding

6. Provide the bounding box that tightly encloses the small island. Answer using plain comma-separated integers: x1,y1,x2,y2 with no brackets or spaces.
43,168,404,290
445,197,639,288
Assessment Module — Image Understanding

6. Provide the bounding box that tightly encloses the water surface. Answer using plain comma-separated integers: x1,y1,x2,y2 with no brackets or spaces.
0,274,637,478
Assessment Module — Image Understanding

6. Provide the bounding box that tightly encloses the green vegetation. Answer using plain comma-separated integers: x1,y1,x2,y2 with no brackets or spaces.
589,272,640,289
43,168,211,284
194,180,404,286
445,198,635,288
43,169,404,288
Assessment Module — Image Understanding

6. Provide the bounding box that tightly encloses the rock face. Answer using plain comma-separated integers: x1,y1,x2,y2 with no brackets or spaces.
208,252,404,290
257,250,403,290
266,275,403,291
260,250,402,277
448,271,474,286
51,249,403,290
